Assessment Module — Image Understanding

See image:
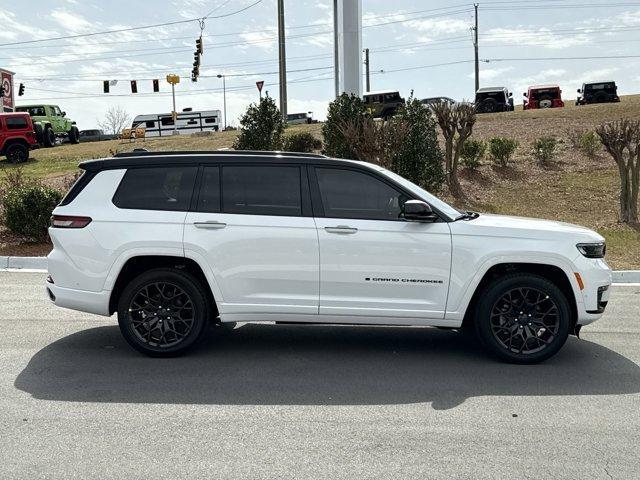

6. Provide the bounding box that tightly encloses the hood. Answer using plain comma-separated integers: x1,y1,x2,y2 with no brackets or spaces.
456,213,604,242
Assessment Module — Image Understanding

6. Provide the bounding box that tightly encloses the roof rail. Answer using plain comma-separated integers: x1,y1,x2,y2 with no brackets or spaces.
113,150,327,159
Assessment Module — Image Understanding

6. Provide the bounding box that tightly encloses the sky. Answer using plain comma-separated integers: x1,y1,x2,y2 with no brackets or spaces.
3,0,640,129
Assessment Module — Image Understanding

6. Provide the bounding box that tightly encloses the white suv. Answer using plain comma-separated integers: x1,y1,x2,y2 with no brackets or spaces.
47,151,612,363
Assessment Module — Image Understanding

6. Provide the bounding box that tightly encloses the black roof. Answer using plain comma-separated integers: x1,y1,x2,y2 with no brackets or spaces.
79,150,358,172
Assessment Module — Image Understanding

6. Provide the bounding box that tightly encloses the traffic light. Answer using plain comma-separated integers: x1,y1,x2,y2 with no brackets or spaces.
103,80,110,93
18,83,25,96
130,80,137,94
152,79,159,92
196,37,203,55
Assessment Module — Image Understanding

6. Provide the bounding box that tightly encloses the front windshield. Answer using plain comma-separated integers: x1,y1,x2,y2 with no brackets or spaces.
375,166,463,220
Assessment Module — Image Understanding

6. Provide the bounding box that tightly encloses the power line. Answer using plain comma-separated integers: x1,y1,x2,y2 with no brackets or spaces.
0,0,265,47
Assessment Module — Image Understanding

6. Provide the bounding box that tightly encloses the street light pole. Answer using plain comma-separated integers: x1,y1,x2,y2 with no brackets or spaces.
277,0,288,120
217,74,227,130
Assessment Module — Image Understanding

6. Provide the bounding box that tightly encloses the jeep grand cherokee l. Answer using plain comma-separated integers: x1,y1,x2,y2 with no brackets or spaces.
47,151,612,363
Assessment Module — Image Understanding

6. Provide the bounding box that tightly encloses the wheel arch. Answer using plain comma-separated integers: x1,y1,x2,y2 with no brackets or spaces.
1,137,29,154
460,262,578,332
108,255,218,316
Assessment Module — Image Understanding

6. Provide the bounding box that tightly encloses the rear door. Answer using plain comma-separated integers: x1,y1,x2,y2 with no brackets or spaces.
184,162,320,317
311,166,452,321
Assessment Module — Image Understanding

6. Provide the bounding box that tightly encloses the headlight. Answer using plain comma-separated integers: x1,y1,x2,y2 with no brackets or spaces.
577,242,606,259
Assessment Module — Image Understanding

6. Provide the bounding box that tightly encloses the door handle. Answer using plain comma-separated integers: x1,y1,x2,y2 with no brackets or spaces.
325,225,358,234
194,221,227,229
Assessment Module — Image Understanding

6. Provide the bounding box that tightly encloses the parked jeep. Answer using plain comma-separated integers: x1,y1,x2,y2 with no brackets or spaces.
576,81,620,105
0,112,38,163
363,90,405,119
523,85,565,110
15,104,79,147
475,87,514,114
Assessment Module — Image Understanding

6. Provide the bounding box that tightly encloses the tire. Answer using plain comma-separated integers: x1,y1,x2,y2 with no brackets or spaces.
117,268,211,357
5,143,29,164
473,273,571,364
34,123,44,144
538,96,553,109
69,126,80,144
43,126,56,147
478,98,497,114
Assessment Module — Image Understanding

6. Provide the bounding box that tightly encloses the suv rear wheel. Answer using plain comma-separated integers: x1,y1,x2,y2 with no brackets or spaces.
117,268,211,357
43,126,56,147
69,126,80,144
474,273,571,364
5,143,29,164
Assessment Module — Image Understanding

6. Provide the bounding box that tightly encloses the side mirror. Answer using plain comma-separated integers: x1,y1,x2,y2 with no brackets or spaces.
577,89,581,93
403,200,437,222
523,92,528,97
62,111,66,116
509,92,513,97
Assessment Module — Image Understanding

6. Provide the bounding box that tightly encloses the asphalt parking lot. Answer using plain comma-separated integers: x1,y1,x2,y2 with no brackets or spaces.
0,271,639,479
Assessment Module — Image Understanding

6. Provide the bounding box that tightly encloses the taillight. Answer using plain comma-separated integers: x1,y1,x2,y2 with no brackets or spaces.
50,215,92,228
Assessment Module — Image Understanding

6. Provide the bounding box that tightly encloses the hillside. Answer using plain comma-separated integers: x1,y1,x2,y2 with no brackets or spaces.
1,97,639,268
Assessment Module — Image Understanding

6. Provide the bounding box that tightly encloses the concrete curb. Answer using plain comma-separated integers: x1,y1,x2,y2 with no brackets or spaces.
0,256,47,270
613,270,640,283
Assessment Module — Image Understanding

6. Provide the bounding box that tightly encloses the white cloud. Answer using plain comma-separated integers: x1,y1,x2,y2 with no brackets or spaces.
470,66,514,81
50,10,95,33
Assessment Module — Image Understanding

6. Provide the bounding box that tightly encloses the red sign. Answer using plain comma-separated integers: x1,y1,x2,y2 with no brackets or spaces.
1,70,14,111
256,81,264,93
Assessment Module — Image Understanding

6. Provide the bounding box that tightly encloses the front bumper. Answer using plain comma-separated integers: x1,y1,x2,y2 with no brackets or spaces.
574,256,612,326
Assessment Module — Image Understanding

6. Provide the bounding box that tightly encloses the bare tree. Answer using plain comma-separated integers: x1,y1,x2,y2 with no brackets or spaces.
339,116,409,169
430,101,476,197
596,119,640,224
97,105,131,135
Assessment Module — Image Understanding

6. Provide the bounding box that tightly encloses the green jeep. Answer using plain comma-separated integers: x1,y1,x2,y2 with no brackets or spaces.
363,90,405,119
15,104,79,147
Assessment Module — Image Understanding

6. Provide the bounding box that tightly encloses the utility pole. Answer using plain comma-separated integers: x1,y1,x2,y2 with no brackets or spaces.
474,3,479,93
217,74,227,130
277,0,287,121
363,48,370,93
333,0,339,97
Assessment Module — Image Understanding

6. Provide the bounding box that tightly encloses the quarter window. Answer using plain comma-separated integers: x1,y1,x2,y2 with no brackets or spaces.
222,165,302,216
113,166,197,211
5,117,28,129
315,168,409,220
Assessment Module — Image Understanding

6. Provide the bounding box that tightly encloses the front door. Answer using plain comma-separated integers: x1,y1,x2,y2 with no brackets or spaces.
311,166,452,321
184,164,319,318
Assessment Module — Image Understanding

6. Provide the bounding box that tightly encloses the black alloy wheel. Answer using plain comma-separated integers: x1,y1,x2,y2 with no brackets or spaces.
117,269,210,357
474,274,571,364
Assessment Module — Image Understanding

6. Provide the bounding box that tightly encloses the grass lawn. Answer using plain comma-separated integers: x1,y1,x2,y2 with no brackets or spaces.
0,100,638,269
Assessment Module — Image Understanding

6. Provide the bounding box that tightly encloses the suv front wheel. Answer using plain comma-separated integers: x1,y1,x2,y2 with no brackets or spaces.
474,274,571,364
117,269,211,357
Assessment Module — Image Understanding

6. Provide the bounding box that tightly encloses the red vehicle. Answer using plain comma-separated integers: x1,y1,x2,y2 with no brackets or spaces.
523,85,565,110
0,112,38,163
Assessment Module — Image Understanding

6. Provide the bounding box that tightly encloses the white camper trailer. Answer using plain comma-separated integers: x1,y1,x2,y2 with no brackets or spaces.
131,109,221,137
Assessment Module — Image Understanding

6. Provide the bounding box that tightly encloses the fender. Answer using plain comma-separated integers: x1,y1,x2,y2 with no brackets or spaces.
102,246,185,291
445,253,584,322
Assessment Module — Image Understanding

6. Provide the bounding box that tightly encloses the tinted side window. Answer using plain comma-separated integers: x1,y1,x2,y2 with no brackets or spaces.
197,166,221,213
6,117,28,129
222,165,301,216
315,168,409,221
113,167,197,211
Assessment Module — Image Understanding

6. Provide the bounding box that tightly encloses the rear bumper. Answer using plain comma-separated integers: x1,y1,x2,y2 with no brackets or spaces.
46,281,111,316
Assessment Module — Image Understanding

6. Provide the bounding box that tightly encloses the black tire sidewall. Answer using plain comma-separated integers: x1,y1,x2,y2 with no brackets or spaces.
117,269,210,357
44,127,55,147
6,143,28,163
474,274,571,364
69,126,80,144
